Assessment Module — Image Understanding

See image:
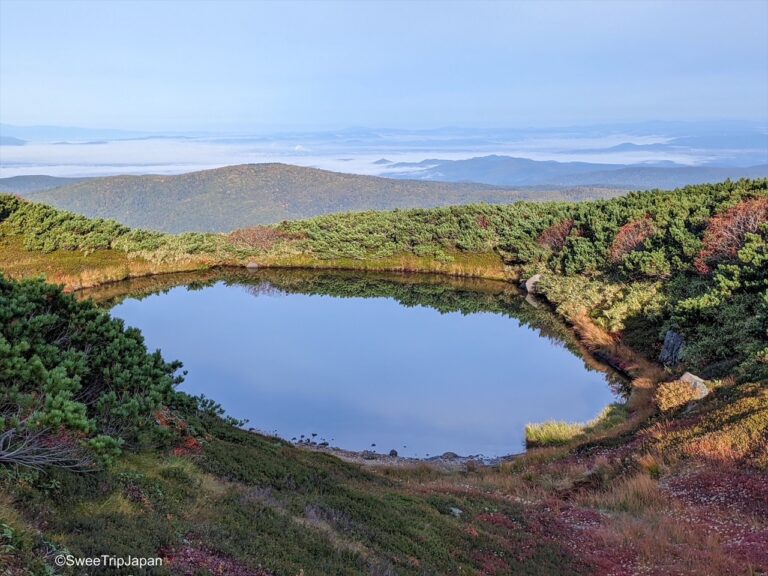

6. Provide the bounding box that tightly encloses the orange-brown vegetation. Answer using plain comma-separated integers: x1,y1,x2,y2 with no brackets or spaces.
537,218,575,251
609,216,656,263
695,196,768,274
227,226,305,251
655,379,702,412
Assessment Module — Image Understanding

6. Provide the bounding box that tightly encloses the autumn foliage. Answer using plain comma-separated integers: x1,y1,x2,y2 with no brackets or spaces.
609,217,656,263
227,226,303,250
694,197,768,275
537,218,574,252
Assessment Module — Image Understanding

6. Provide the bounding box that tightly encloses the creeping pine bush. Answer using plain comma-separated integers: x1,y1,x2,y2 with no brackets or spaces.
0,274,183,469
0,195,130,253
0,194,229,260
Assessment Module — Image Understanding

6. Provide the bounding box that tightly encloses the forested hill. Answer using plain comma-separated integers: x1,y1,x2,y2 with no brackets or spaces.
23,163,622,233
0,175,91,194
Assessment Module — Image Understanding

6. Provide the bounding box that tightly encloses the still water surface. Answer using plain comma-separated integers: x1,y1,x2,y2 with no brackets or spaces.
109,272,618,457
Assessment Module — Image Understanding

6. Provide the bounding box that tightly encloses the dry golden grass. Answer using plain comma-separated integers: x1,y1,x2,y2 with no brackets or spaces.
635,452,665,479
0,234,213,291
525,420,586,447
584,472,666,515
653,381,768,469
595,512,741,576
571,311,616,348
655,379,702,412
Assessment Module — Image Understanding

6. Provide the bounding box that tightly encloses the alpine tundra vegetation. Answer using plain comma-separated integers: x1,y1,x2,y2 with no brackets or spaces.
0,178,766,574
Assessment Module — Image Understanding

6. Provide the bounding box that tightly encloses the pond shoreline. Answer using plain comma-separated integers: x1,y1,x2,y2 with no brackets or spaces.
295,440,519,470
96,266,648,460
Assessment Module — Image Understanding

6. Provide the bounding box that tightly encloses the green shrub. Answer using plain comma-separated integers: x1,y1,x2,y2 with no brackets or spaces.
0,275,184,470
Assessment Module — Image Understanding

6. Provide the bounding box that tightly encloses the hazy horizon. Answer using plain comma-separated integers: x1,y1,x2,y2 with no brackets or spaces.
1,119,766,179
1,0,767,131
1,1,766,179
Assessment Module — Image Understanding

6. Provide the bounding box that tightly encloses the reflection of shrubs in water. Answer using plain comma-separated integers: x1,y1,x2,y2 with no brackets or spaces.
242,281,288,298
91,268,627,392
239,270,585,353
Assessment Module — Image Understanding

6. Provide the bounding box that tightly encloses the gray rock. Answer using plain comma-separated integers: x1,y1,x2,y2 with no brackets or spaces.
680,372,709,400
524,293,541,308
449,507,463,518
659,330,685,366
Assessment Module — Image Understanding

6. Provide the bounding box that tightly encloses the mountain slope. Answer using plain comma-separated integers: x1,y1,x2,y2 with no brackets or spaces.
545,164,768,188
0,135,26,146
386,155,623,186
0,175,92,195
27,163,620,233
384,155,768,188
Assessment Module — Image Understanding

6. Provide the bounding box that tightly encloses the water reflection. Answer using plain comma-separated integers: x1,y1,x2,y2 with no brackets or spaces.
90,269,625,457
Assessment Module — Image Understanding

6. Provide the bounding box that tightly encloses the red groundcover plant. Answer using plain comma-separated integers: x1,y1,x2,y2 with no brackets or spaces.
538,218,575,252
609,217,656,263
695,197,768,275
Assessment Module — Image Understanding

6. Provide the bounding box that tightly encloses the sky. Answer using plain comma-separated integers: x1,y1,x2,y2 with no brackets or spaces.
0,0,767,131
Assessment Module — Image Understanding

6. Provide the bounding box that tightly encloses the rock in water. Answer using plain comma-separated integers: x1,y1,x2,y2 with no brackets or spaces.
524,293,541,308
659,330,685,366
524,274,542,294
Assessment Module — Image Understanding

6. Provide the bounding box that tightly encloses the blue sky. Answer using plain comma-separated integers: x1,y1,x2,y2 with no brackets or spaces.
1,0,766,130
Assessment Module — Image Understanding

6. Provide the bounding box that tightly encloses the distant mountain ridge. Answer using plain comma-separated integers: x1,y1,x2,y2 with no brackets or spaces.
0,136,26,146
0,175,92,194
383,155,768,188
20,163,621,233
9,157,765,234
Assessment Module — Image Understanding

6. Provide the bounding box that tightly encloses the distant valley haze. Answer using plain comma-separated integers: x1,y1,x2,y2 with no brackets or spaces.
0,0,766,229
1,121,766,232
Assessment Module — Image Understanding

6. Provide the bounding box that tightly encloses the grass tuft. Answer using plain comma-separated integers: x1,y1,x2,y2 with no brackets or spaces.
525,403,629,448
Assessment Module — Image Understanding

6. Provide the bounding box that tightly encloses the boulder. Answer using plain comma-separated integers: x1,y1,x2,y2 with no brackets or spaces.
246,262,260,269
659,330,685,366
680,372,709,400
